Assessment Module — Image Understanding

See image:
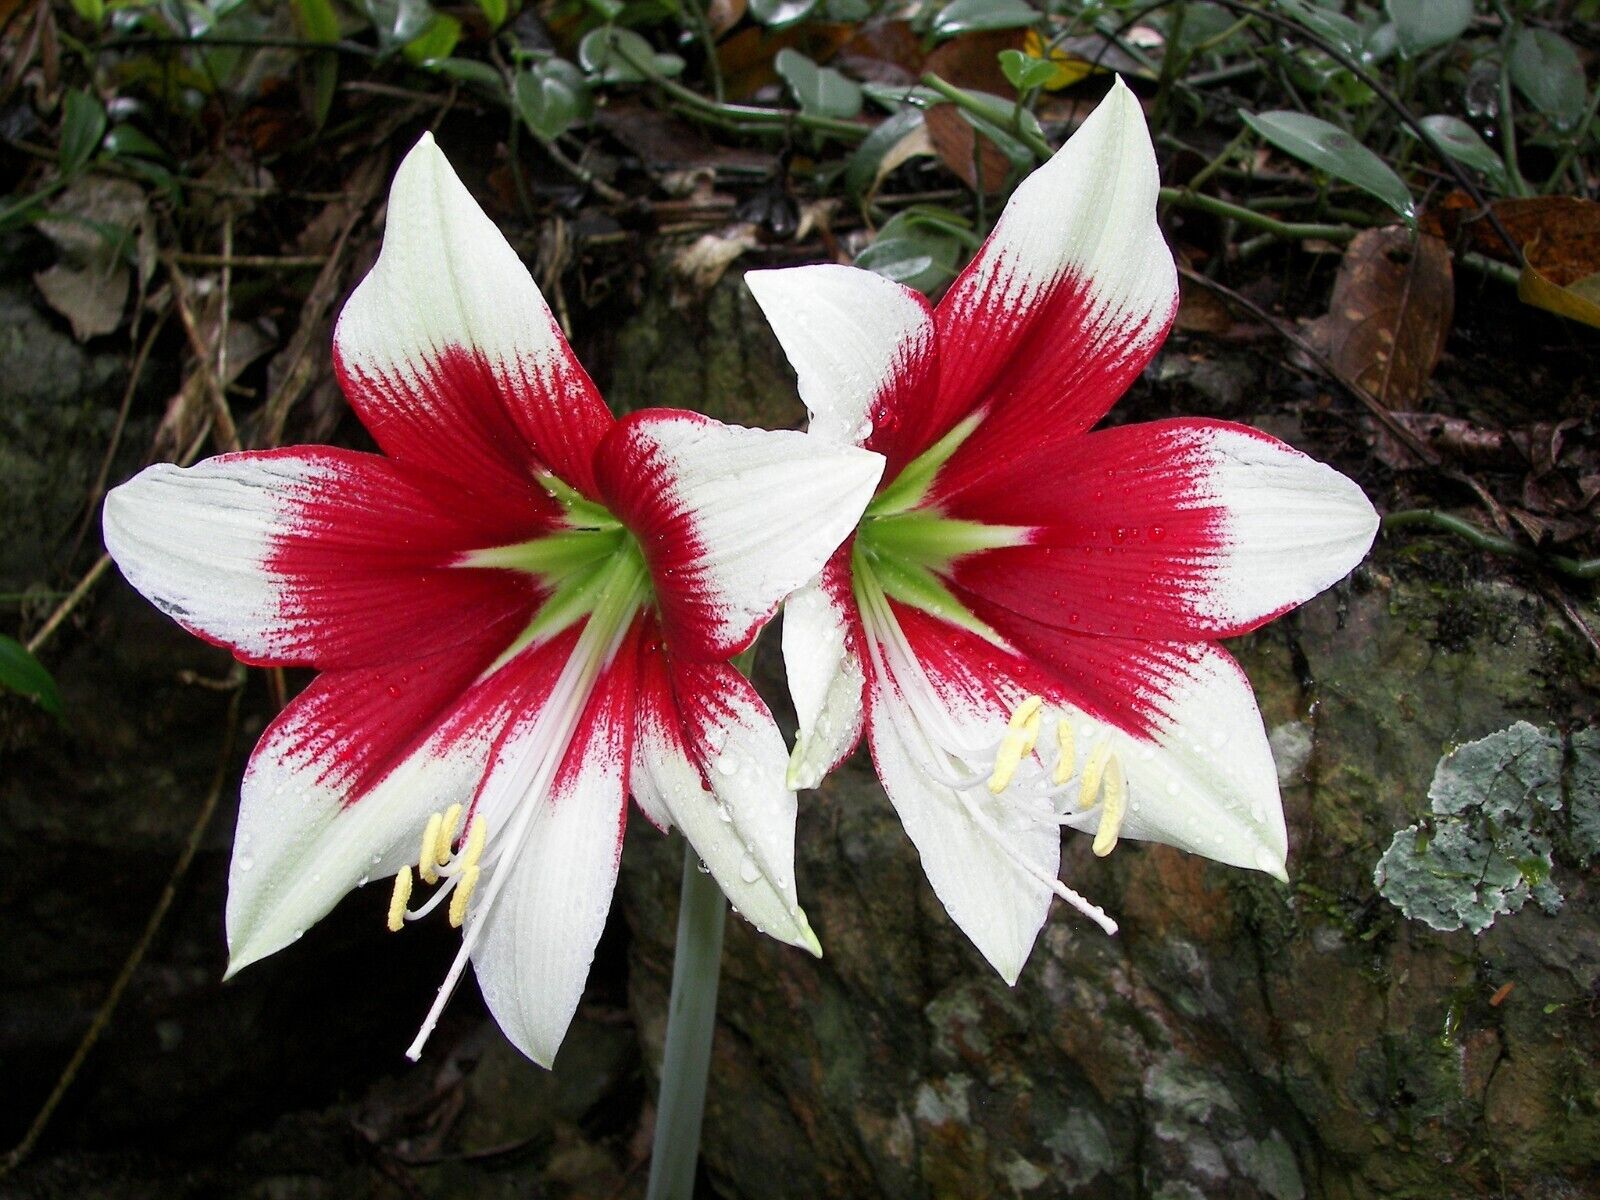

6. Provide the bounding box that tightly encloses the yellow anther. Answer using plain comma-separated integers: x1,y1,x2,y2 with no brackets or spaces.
461,816,488,870
387,867,413,932
448,864,480,928
1053,719,1076,786
434,802,463,866
1078,738,1113,810
987,732,1026,794
1008,695,1043,732
1092,756,1127,858
418,812,443,884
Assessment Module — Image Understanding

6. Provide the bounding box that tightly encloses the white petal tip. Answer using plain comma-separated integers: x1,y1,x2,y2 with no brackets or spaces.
796,910,823,958
785,742,825,792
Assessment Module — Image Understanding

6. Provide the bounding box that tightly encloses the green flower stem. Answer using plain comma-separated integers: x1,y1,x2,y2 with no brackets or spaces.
1382,509,1600,580
645,840,729,1200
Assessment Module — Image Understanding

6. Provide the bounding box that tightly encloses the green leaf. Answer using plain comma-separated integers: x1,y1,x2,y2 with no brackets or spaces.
429,56,509,100
1273,0,1364,59
748,0,817,27
1509,27,1587,127
1241,108,1415,222
863,83,944,111
578,27,684,84
293,0,340,41
59,90,107,177
514,59,591,141
1413,114,1508,189
71,0,106,23
998,48,1058,92
932,0,1037,38
403,12,461,63
844,106,927,200
855,207,968,294
477,0,509,26
0,635,61,715
1384,0,1472,57
361,0,437,50
103,124,169,163
774,48,863,119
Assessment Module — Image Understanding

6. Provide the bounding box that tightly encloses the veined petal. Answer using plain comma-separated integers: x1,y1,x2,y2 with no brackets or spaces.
103,448,545,669
925,78,1178,495
1051,643,1287,878
782,552,866,789
947,419,1379,640
334,134,613,500
914,596,1288,876
594,410,884,659
862,622,1060,984
225,619,575,975
470,632,637,1067
744,264,938,479
631,632,818,952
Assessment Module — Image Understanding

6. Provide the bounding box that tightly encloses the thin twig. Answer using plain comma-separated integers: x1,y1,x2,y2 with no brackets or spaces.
165,260,242,454
0,675,245,1179
169,252,328,269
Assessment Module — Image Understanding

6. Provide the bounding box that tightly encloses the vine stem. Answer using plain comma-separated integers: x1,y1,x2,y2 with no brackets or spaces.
644,841,728,1200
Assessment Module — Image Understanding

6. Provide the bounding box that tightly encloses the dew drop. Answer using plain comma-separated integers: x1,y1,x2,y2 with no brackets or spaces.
716,804,733,823
696,859,711,874
1254,845,1283,874
739,855,762,884
1250,799,1268,823
236,853,255,872
716,753,739,777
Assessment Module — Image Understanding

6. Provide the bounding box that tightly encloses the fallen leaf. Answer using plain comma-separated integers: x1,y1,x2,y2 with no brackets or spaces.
705,0,746,37
924,103,1012,194
923,29,1022,94
1304,226,1454,408
671,222,763,296
1174,275,1233,334
32,174,153,341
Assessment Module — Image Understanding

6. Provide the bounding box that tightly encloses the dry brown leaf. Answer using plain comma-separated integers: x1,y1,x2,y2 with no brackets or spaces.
924,103,1011,196
705,0,746,37
1304,226,1453,409
923,29,1022,94
1174,276,1233,334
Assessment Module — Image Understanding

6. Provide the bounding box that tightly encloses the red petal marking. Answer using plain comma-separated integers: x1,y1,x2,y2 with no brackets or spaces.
946,591,1200,740
630,621,690,828
944,419,1292,642
251,446,547,670
253,617,577,808
855,294,944,487
333,340,615,502
546,618,642,816
593,411,718,657
897,266,1175,502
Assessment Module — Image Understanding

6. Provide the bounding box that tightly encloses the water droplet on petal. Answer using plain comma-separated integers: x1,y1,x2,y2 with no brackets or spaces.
739,854,762,883
716,753,739,777
236,854,254,872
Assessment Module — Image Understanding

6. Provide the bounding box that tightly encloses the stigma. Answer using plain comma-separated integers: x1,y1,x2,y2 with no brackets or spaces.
386,804,490,933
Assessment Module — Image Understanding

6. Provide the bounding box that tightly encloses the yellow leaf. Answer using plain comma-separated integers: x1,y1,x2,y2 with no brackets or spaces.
1517,265,1600,329
1022,30,1099,91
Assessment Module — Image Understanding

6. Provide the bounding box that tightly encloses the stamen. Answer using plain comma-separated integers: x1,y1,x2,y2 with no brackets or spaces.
418,812,444,884
462,815,487,869
987,694,1044,794
448,865,480,928
1053,719,1075,786
1078,738,1113,811
387,867,413,932
1092,756,1127,857
434,803,463,865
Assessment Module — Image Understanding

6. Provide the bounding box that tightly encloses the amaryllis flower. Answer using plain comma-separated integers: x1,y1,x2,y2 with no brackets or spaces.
745,80,1378,982
102,136,883,1064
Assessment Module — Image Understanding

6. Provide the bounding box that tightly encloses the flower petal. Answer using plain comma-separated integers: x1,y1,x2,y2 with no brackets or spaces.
469,629,637,1066
864,632,1058,984
909,598,1288,877
1053,643,1287,879
925,78,1178,492
594,410,884,659
631,631,819,952
781,552,866,789
225,619,575,975
947,419,1379,640
333,134,613,500
744,264,938,478
104,448,545,669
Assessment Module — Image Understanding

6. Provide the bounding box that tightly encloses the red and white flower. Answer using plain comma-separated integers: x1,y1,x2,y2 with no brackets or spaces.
746,79,1378,983
102,136,883,1065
